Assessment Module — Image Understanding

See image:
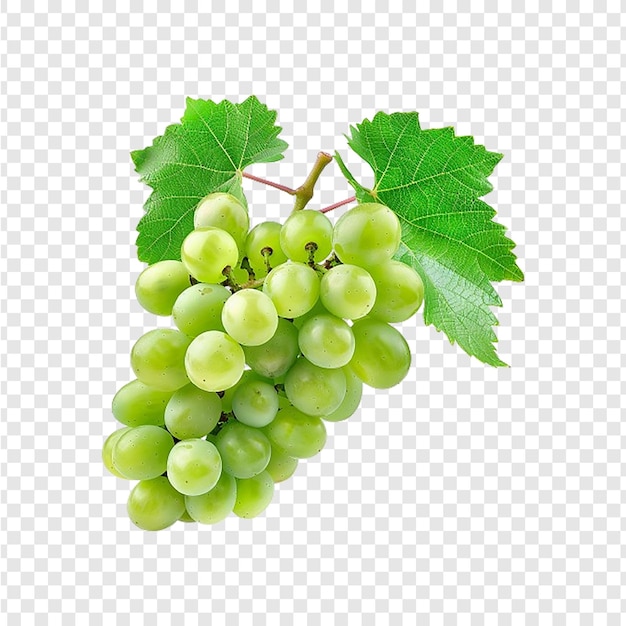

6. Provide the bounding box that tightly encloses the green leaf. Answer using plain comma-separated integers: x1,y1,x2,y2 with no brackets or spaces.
335,112,523,367
132,96,288,264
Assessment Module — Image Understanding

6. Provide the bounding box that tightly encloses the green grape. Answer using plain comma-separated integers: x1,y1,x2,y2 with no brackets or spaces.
215,421,271,479
263,406,327,458
181,227,239,283
319,264,376,320
134,260,191,316
111,425,174,480
164,384,222,440
284,358,346,416
245,221,287,276
233,471,274,519
265,442,298,483
130,328,191,392
179,507,196,523
298,314,355,369
185,471,237,524
322,366,363,422
242,318,299,378
166,438,222,496
367,260,424,323
220,369,273,413
172,283,230,337
273,373,286,386
263,262,320,318
111,379,173,428
350,318,411,388
277,394,292,410
232,379,279,427
102,427,132,478
292,297,328,329
221,289,278,346
279,209,333,263
332,202,401,267
194,192,249,252
184,330,245,392
127,476,185,531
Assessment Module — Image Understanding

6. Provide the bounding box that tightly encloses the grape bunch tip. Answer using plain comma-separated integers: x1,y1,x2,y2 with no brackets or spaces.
104,191,425,531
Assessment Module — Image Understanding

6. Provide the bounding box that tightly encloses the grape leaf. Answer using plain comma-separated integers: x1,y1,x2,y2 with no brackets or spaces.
132,96,288,264
335,112,523,366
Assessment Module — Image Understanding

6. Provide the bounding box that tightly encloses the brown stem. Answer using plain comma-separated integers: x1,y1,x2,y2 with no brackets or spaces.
292,152,333,212
320,196,356,213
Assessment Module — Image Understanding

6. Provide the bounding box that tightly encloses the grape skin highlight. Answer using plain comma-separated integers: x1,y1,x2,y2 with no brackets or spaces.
221,288,278,347
319,264,377,321
263,262,320,318
181,227,239,283
280,209,333,263
166,439,222,496
184,330,245,392
298,314,355,369
332,202,401,267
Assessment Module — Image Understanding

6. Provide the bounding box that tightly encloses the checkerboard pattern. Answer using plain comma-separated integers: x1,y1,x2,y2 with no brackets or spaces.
3,1,625,623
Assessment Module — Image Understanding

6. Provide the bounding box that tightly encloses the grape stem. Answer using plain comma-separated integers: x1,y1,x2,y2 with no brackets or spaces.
320,196,356,213
222,265,265,292
292,152,333,212
240,256,256,281
242,153,343,213
221,266,239,291
241,171,296,195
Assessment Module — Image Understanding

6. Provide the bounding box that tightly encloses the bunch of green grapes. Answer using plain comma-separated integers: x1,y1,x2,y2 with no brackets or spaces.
103,193,424,530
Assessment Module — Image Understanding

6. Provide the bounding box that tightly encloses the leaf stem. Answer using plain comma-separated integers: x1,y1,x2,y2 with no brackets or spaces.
292,152,333,212
242,171,296,195
320,196,356,213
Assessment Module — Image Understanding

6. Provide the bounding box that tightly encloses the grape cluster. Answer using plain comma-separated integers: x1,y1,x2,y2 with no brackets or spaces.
103,193,424,530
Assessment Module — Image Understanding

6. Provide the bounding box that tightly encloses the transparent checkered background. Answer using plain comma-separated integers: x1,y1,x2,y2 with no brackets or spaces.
2,1,625,624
